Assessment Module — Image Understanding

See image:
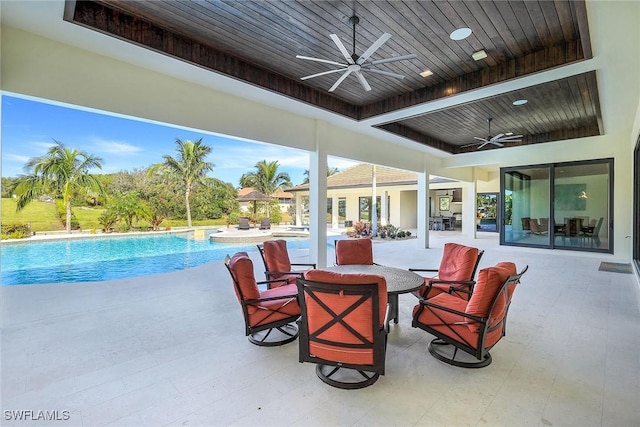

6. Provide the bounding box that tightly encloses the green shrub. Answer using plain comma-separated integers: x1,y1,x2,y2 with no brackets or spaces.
1,223,31,239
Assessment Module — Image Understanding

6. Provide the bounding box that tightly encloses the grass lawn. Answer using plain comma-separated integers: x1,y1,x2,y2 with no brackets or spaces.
2,198,231,232
1,198,64,232
72,206,106,230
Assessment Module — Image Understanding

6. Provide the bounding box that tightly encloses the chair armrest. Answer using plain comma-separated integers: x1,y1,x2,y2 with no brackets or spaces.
291,263,316,269
245,292,298,305
256,278,290,288
408,268,438,274
383,303,391,334
419,299,485,324
265,271,305,278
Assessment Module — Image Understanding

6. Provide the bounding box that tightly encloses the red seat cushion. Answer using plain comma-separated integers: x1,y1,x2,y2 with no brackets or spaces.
303,269,387,365
335,239,374,265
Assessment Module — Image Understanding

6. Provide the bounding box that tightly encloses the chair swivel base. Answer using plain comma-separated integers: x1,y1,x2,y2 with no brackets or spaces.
428,338,492,368
315,364,380,389
248,323,298,347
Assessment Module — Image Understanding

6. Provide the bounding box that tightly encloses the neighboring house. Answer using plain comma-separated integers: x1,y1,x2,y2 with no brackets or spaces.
237,187,294,214
286,164,462,229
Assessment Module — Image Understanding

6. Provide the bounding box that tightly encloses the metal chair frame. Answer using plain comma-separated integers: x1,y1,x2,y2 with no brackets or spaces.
297,278,390,389
225,254,300,346
412,265,528,368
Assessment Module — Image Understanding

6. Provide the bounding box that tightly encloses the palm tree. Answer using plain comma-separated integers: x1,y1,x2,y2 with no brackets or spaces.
302,166,339,184
239,160,292,217
160,138,213,227
12,141,105,232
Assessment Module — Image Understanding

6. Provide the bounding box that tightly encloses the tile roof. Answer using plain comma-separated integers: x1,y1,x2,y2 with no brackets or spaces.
287,164,418,192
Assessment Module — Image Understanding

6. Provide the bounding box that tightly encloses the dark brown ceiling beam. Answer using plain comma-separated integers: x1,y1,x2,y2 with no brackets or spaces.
573,0,593,59
360,40,585,120
455,123,601,154
375,123,457,153
64,0,360,119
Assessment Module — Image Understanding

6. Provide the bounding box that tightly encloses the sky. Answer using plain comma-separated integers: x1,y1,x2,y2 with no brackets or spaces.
1,95,358,186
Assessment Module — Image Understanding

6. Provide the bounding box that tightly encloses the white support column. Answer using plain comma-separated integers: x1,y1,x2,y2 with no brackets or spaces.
331,195,339,229
309,121,328,268
381,190,388,226
417,170,430,249
295,193,303,226
461,172,477,238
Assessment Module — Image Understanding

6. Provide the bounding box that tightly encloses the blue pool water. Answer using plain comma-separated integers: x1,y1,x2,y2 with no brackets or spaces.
1,233,321,286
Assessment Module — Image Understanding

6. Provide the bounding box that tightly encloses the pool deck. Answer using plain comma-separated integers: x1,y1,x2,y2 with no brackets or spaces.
2,233,639,426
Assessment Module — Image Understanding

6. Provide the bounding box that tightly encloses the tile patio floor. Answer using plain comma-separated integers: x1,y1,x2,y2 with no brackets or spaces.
2,232,639,426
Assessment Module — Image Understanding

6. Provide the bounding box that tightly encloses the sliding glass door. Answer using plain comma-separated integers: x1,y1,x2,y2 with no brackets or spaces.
501,167,550,246
500,159,613,253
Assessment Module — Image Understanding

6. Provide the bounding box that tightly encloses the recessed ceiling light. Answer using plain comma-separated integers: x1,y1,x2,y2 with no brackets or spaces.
419,69,433,77
513,99,528,106
450,27,472,41
472,50,487,61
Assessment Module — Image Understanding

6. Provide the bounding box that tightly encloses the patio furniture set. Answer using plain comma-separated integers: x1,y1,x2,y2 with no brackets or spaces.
225,239,527,389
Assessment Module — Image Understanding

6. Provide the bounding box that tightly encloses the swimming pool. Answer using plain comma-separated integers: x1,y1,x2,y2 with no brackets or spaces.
1,233,321,286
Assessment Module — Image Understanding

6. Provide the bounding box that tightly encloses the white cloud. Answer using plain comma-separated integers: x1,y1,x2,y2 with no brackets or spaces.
88,137,143,155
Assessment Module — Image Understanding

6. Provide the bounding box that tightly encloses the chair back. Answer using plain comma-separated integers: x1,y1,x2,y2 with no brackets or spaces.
438,243,482,282
335,238,374,265
261,239,292,274
259,217,271,229
298,270,388,379
466,262,527,346
225,252,261,305
238,217,251,230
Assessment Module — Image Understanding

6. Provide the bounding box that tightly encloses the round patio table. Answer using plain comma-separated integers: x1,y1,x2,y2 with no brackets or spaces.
322,264,424,324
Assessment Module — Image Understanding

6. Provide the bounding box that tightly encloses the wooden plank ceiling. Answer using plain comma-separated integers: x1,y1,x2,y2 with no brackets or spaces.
65,0,602,154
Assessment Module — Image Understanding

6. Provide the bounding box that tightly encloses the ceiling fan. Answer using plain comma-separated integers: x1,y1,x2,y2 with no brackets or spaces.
295,15,417,92
462,118,523,149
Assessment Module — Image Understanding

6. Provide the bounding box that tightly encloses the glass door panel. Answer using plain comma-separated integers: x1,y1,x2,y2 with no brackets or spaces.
553,161,611,251
502,167,550,247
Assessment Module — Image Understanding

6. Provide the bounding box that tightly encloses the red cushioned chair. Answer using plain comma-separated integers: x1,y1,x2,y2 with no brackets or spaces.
409,243,484,300
412,262,528,368
225,252,301,346
258,239,316,287
334,238,376,265
297,269,390,389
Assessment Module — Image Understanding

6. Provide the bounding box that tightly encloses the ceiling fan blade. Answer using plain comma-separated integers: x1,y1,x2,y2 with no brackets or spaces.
354,71,371,91
301,68,347,80
497,135,524,141
490,133,504,141
365,54,418,66
357,33,392,65
329,70,353,92
330,34,355,64
477,141,490,149
474,136,489,142
296,55,347,67
365,69,405,79
461,142,482,148
490,141,504,147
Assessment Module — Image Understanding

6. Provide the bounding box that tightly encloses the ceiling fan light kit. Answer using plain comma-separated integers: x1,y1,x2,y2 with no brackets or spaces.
296,15,418,92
